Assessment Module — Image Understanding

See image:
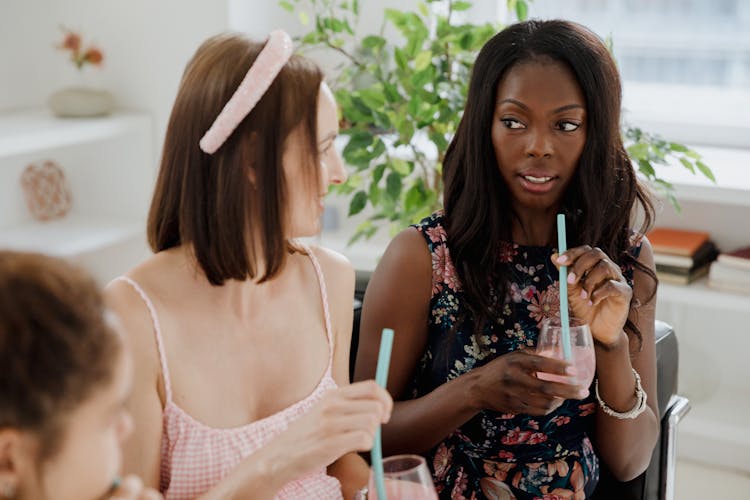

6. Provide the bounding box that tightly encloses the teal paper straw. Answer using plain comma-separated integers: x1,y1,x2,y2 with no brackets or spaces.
556,214,572,361
372,328,394,500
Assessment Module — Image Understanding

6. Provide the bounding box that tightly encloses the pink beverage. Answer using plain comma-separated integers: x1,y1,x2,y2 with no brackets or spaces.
536,345,596,388
535,319,596,389
368,478,439,500
369,454,438,500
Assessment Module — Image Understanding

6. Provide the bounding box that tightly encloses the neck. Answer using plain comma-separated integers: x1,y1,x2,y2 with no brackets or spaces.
178,244,287,321
511,207,558,246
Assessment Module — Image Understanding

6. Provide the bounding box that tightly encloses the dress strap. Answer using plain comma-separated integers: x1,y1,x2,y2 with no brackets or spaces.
297,243,335,366
111,276,173,402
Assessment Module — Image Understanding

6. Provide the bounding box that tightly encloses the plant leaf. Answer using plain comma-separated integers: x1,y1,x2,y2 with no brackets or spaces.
362,35,386,50
359,87,386,109
414,50,433,71
386,172,403,200
349,190,368,216
653,178,674,190
627,142,649,159
372,163,387,184
452,1,472,12
696,160,716,183
383,82,401,103
394,47,408,71
515,0,528,21
679,157,695,174
279,0,294,13
368,182,382,205
391,158,411,176
637,159,655,178
405,182,427,212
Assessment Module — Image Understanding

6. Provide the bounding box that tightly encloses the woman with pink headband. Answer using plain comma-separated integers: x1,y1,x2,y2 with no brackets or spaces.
106,31,392,499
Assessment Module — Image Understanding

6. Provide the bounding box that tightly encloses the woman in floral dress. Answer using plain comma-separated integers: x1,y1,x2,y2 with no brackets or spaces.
355,20,660,499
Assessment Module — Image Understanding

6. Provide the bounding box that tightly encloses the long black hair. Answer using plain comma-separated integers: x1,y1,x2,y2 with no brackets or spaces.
443,19,656,346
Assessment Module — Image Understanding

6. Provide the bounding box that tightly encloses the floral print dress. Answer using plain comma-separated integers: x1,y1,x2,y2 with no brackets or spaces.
410,212,640,500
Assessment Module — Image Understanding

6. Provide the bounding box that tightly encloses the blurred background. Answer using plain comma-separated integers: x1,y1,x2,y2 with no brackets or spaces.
1,2,748,499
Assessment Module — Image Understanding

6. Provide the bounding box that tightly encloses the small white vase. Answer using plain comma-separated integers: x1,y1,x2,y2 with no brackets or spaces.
48,86,115,118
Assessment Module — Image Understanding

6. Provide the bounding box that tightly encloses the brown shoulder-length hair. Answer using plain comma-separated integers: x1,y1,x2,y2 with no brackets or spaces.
443,20,656,346
148,33,324,285
0,251,121,460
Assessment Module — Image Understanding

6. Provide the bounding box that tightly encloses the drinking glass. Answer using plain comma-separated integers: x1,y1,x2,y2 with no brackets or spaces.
536,317,596,389
368,454,438,500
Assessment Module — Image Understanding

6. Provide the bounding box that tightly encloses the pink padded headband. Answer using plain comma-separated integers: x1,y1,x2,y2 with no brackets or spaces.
199,30,294,154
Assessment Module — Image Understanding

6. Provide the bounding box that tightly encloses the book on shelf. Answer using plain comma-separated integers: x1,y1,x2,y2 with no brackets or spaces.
652,239,718,268
657,262,711,285
717,245,750,271
647,227,710,257
708,260,750,294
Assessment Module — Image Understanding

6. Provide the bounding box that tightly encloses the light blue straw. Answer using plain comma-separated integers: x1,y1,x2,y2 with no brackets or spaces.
372,328,394,500
557,214,572,361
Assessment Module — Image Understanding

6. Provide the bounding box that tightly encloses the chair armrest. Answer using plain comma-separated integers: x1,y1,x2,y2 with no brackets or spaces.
660,395,691,500
654,321,678,419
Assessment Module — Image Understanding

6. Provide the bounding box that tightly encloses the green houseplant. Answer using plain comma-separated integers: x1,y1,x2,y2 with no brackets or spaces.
281,0,715,243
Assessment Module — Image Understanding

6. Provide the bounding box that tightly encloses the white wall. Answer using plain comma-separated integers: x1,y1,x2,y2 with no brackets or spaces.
0,0,229,161
228,0,426,76
0,0,502,162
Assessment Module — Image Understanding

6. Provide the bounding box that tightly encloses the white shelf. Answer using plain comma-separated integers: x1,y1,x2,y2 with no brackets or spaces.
0,214,144,258
679,388,750,474
657,277,750,312
0,108,151,159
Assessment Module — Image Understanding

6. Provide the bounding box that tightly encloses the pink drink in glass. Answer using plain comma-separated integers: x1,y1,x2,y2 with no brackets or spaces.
536,318,596,389
367,479,438,500
369,454,438,500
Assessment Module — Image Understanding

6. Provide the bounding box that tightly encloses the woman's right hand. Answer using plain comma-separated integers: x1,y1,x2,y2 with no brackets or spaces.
275,380,393,477
470,350,588,416
195,382,392,500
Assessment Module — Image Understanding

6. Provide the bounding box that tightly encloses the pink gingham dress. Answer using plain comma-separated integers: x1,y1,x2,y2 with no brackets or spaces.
114,246,343,499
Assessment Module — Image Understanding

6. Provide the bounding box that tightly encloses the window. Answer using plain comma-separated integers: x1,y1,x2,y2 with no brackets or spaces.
510,0,750,151
488,0,750,190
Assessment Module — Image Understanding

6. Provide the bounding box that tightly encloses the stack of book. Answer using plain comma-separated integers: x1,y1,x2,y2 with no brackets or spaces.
708,246,750,294
647,228,718,285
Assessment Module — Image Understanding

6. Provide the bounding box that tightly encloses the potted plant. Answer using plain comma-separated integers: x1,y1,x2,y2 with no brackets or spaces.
49,27,114,118
281,0,715,243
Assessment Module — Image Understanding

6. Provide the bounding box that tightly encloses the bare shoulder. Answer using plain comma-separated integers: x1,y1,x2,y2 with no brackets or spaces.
308,245,354,277
104,252,166,316
355,228,431,384
103,254,170,373
634,234,655,269
631,234,657,307
375,226,431,284
104,261,154,334
387,225,430,259
364,226,432,319
306,244,355,296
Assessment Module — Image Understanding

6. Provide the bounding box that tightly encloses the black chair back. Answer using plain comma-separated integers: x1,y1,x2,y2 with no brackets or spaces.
592,321,678,500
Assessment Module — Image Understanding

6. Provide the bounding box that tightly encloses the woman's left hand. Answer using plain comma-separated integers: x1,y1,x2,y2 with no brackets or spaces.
553,246,632,346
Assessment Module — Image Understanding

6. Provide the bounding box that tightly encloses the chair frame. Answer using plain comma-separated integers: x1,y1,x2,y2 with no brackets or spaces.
661,395,691,500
